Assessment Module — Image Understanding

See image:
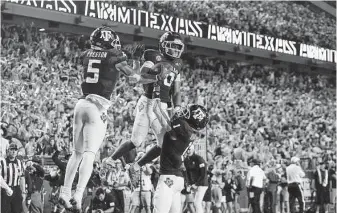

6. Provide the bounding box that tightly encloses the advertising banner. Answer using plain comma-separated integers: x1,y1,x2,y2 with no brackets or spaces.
7,0,336,63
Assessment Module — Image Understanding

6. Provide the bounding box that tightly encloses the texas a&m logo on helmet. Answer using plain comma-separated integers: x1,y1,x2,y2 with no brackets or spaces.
90,26,121,50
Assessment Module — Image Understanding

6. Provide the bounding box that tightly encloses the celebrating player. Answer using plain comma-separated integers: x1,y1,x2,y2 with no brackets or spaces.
110,31,184,170
135,103,209,213
58,26,167,211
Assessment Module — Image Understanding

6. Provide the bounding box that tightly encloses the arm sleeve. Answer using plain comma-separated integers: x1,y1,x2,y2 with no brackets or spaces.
195,156,207,186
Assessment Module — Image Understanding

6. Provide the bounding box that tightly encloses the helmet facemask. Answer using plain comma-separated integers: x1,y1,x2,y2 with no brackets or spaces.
111,36,121,50
162,40,184,58
173,106,190,120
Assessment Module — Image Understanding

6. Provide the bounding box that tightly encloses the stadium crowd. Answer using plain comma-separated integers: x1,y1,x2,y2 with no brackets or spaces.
0,19,336,213
118,1,336,50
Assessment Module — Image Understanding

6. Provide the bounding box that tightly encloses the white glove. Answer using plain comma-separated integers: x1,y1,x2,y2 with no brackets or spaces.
128,74,141,83
173,106,182,115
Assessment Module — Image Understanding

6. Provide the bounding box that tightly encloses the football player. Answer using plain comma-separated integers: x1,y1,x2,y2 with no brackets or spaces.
110,31,184,170
58,26,168,211
135,103,209,213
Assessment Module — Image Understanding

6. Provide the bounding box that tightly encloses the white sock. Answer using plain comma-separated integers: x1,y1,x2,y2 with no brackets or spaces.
60,186,71,197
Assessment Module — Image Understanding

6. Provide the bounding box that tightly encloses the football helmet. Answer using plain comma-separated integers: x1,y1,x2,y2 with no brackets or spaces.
173,104,209,130
90,26,121,50
159,31,184,59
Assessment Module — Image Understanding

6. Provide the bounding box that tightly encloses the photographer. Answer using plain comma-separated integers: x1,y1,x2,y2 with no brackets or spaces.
25,156,45,213
91,187,119,213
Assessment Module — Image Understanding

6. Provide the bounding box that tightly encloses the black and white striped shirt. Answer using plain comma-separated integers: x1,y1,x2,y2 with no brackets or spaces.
0,157,25,187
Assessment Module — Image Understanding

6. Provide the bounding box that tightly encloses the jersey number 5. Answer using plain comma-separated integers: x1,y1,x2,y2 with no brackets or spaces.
86,59,101,83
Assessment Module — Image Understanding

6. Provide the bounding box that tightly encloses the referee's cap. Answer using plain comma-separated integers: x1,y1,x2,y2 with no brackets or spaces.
8,143,18,150
291,156,300,163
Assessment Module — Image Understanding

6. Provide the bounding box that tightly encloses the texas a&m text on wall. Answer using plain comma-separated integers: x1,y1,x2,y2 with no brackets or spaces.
7,0,336,64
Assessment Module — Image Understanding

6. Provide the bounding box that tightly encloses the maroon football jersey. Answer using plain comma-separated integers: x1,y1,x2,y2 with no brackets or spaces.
81,49,126,100
141,49,182,102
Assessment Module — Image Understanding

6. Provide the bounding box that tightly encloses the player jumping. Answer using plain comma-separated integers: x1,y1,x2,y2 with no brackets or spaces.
58,26,168,212
134,103,209,213
110,31,184,172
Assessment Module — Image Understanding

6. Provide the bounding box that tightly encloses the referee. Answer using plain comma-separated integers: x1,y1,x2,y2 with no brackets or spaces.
0,143,26,213
286,157,305,213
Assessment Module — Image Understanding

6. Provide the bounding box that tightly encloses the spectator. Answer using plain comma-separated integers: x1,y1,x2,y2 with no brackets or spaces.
277,165,289,213
211,156,225,213
328,161,336,212
25,136,36,158
265,163,281,213
313,158,330,213
221,170,237,213
25,156,45,213
105,159,130,213
231,169,245,213
129,152,153,213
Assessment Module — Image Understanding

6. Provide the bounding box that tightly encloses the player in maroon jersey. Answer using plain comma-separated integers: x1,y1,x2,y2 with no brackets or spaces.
136,103,209,213
110,32,185,173
58,26,168,212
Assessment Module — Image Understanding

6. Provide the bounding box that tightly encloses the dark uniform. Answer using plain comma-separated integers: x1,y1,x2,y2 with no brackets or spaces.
160,118,192,176
81,49,127,99
25,158,45,213
128,49,182,149
141,49,182,102
184,153,208,187
153,118,194,213
184,153,208,211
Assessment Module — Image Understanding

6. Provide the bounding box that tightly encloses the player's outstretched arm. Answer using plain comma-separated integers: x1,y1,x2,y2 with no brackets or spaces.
115,60,157,84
